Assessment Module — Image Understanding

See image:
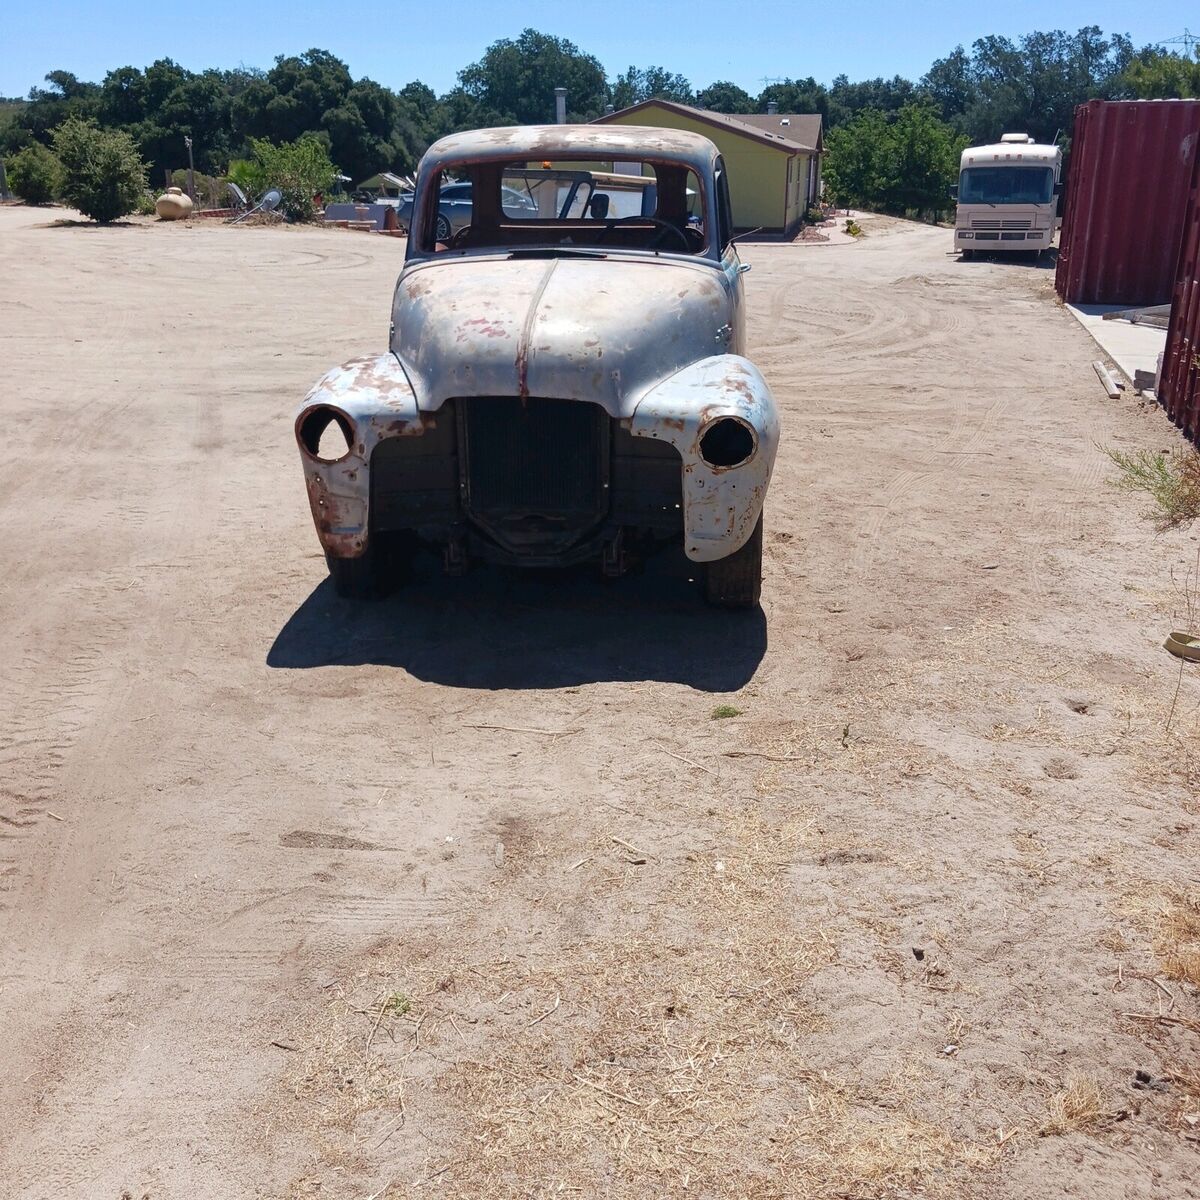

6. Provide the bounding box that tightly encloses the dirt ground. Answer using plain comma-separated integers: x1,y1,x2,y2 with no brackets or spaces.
2,205,1199,1200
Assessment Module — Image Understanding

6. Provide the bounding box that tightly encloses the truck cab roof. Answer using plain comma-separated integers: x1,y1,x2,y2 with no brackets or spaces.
960,140,1061,169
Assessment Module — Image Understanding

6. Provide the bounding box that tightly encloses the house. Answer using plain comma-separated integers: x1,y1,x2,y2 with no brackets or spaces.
594,100,823,236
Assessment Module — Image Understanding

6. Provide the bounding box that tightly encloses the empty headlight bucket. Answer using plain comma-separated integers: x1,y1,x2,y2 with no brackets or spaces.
698,416,756,470
297,405,354,463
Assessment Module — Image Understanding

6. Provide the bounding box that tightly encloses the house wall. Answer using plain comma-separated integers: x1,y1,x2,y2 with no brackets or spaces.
807,155,822,207
602,103,791,231
784,154,810,230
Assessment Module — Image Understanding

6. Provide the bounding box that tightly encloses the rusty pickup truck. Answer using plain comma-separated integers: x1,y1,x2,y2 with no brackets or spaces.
295,124,779,607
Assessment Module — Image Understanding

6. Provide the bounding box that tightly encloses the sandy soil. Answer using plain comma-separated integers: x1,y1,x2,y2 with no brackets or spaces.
1,206,1198,1199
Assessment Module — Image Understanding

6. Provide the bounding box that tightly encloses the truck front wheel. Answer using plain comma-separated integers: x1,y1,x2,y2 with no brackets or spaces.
703,517,763,609
326,548,378,599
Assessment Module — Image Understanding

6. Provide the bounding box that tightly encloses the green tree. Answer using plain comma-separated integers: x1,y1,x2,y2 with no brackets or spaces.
823,108,892,208
457,29,608,124
0,70,99,154
694,81,755,114
828,74,915,125
609,65,693,109
758,77,830,121
886,101,966,219
321,78,415,184
824,103,964,220
249,135,336,220
7,141,61,203
100,61,238,179
52,116,147,222
1122,49,1200,98
921,47,975,124
940,27,1133,142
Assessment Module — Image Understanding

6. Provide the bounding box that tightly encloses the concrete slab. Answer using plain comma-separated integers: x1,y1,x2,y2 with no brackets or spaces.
1066,303,1166,386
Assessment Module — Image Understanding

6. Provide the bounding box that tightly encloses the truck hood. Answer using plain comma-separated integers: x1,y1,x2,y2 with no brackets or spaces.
390,254,730,418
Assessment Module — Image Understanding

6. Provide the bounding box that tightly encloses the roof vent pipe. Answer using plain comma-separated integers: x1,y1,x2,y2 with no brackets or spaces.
555,87,567,124
766,100,778,115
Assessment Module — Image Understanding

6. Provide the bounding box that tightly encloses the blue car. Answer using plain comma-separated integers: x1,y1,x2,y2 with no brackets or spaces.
396,182,538,239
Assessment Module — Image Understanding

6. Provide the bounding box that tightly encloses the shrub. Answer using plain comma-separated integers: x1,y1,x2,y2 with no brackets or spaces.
169,169,228,209
52,117,148,223
7,142,61,205
248,136,337,222
1105,445,1200,528
226,158,267,200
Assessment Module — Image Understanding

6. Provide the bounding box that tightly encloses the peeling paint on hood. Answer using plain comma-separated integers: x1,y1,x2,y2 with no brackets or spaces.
390,255,730,417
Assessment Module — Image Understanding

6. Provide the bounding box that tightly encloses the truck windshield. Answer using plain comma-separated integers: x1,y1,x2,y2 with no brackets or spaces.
959,166,1054,205
414,159,707,256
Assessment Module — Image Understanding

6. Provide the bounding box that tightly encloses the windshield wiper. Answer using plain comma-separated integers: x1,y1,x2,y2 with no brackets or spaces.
507,246,607,259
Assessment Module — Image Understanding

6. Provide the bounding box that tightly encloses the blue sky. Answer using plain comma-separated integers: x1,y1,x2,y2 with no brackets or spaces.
1,0,1189,98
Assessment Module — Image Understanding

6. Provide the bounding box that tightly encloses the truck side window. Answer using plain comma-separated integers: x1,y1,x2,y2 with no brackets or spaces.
714,158,734,251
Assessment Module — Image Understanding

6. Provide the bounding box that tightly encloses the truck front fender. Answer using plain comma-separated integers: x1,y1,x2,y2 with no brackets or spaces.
294,353,423,559
631,355,779,562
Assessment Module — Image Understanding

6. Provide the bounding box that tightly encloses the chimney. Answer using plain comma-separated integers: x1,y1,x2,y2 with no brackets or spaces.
554,87,567,124
766,100,778,115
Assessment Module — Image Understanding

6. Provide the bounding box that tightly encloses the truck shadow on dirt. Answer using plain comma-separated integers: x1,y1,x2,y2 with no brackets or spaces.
268,550,766,691
959,247,1059,269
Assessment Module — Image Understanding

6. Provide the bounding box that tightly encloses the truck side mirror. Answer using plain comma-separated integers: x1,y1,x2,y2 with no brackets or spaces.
1054,182,1063,195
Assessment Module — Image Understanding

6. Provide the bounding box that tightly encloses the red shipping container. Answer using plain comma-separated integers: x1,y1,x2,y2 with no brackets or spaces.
1160,139,1200,443
1055,99,1200,306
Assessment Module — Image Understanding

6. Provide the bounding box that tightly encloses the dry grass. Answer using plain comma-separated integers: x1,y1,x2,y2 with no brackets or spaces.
276,601,1200,1196
1157,888,1200,989
1043,1075,1105,1136
279,799,1000,1198
1105,445,1200,529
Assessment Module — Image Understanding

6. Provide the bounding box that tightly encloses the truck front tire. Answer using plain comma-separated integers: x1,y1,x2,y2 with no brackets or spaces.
326,548,377,599
703,516,763,609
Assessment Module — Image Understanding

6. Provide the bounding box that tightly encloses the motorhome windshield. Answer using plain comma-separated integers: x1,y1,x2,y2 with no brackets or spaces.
959,165,1054,205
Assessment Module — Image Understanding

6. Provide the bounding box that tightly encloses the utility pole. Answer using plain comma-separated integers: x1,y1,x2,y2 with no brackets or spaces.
184,135,195,202
1163,28,1199,56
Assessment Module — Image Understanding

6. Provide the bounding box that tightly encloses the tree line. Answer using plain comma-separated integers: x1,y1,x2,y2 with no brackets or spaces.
1,25,1197,219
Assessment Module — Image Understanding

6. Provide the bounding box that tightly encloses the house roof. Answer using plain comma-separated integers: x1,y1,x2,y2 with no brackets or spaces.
595,100,823,155
360,171,412,191
736,113,824,153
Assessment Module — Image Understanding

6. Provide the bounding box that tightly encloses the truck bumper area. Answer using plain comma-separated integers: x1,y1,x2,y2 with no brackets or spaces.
630,355,779,563
295,353,776,568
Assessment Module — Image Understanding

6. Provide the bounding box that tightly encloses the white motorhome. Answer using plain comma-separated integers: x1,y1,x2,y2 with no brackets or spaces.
953,133,1062,259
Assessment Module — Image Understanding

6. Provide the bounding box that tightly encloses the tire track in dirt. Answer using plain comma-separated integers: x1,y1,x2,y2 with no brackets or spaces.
1017,307,1120,614
0,631,126,919
850,391,1009,578
790,238,1010,579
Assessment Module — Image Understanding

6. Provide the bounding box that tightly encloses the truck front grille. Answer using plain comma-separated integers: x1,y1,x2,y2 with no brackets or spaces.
458,397,609,554
971,218,1033,231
